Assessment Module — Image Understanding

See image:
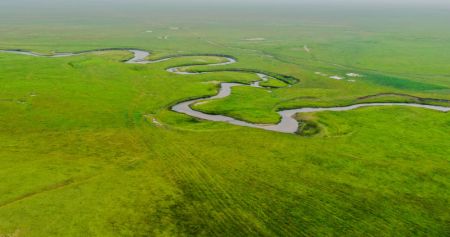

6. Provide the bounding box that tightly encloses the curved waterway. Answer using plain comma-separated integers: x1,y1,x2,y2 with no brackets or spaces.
1,49,449,134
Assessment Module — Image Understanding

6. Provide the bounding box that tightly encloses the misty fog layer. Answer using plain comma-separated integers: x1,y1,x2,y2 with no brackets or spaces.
1,0,450,8
1,0,449,21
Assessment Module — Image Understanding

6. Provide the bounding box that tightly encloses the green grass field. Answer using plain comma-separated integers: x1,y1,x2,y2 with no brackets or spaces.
1,1,449,236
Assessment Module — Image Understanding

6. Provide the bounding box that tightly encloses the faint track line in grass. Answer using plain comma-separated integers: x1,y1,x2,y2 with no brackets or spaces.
357,93,450,103
0,175,97,209
155,137,272,235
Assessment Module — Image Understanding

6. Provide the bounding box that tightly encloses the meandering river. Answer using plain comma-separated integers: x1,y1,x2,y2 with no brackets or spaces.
1,49,448,134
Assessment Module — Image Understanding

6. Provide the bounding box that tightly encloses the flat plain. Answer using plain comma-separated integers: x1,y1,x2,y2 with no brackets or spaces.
0,2,449,236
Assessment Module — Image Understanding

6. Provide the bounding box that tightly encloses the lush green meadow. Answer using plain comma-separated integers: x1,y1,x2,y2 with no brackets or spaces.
1,1,450,236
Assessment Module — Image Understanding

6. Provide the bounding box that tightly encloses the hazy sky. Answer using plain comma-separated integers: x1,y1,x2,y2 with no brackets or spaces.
1,0,449,15
1,0,448,29
2,0,450,6
166,0,450,8
188,0,450,4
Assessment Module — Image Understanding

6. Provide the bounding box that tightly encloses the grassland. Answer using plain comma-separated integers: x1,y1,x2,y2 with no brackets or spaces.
0,2,450,236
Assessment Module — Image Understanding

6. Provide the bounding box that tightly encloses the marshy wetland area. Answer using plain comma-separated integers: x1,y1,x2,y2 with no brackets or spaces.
1,0,450,236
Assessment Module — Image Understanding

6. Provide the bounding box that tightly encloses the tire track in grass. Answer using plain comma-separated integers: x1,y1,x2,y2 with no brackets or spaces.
168,149,258,235
170,135,299,235
0,175,97,209
150,132,275,235
357,93,450,103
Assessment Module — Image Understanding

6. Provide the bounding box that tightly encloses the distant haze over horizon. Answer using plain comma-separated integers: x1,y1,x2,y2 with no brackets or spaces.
1,0,449,26
2,0,450,8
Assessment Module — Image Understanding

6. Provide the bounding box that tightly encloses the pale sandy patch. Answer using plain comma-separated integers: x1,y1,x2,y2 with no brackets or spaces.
346,73,362,77
202,80,221,84
304,45,311,53
144,115,162,126
195,101,210,106
330,76,344,80
245,38,265,41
